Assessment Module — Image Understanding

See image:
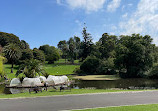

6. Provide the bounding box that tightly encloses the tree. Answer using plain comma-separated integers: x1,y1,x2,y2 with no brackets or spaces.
0,45,2,54
115,34,153,78
80,25,93,61
80,56,100,74
33,48,45,62
16,59,45,78
57,40,67,50
20,40,30,49
3,43,22,73
58,41,68,62
57,40,68,63
67,37,75,64
74,36,81,59
98,33,117,59
0,32,21,47
20,49,34,61
39,45,60,64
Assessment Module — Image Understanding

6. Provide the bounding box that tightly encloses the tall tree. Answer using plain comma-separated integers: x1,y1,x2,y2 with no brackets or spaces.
98,33,117,59
33,48,45,62
57,40,68,63
20,49,34,61
20,40,30,49
39,45,60,64
74,36,81,59
3,43,22,73
67,37,75,64
0,32,21,47
115,34,153,78
80,25,93,61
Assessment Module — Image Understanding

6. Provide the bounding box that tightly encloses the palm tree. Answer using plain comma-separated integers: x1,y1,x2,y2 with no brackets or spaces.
16,59,45,78
3,43,22,73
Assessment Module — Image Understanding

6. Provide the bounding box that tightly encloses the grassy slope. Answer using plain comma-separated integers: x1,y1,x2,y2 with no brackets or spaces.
44,64,79,75
3,59,79,79
0,89,152,98
72,104,158,111
4,64,18,79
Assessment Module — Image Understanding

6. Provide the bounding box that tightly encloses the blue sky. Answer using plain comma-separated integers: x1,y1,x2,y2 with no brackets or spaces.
0,0,158,48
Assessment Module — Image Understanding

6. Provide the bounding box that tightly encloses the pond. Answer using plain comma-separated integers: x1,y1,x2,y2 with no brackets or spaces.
73,78,158,89
1,78,158,94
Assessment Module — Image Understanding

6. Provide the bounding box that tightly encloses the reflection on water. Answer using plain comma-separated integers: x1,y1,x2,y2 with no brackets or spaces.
0,84,11,94
75,78,158,89
1,78,158,94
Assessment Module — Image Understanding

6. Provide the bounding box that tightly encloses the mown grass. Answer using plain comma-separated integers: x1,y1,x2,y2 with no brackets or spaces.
3,59,79,79
72,104,158,111
44,64,79,75
0,89,152,98
54,59,79,64
4,64,18,79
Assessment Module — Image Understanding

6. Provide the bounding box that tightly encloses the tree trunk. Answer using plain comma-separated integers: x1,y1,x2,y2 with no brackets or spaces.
65,55,66,64
11,61,13,73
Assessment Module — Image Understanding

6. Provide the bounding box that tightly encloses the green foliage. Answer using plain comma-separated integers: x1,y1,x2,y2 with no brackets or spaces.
115,34,154,78
33,48,45,62
0,56,5,77
80,56,100,74
0,32,21,47
58,36,81,63
16,59,45,78
97,58,116,75
3,43,22,73
98,33,117,59
20,49,33,61
144,64,158,79
73,67,84,74
39,45,60,64
80,25,93,61
20,40,30,49
67,37,75,63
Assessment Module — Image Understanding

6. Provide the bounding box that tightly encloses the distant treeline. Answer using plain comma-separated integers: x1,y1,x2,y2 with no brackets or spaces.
1,25,158,78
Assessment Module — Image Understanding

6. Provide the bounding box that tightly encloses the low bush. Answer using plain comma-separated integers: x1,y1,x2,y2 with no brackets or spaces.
80,56,100,74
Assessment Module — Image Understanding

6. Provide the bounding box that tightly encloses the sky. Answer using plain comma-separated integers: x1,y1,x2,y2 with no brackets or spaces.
0,0,158,49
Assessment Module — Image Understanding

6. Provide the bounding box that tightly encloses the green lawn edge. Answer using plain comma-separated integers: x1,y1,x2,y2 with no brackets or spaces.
0,89,157,99
72,104,158,111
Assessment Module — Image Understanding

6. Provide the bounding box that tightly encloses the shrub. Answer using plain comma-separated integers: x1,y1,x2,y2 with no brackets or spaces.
97,58,116,75
80,56,100,74
145,64,158,79
73,67,84,74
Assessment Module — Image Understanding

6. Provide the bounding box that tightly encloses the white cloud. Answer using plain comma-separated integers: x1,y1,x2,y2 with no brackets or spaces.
128,3,133,6
122,13,128,18
111,25,117,30
119,0,158,45
56,0,64,5
57,0,106,12
107,0,121,12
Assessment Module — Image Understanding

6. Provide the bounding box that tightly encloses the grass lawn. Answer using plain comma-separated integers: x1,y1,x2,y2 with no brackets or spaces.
73,75,120,80
4,64,18,79
54,59,79,64
44,63,79,75
0,89,153,98
72,104,158,111
3,59,79,79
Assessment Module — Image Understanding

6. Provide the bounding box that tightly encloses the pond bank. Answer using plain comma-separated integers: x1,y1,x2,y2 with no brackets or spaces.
73,75,120,80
